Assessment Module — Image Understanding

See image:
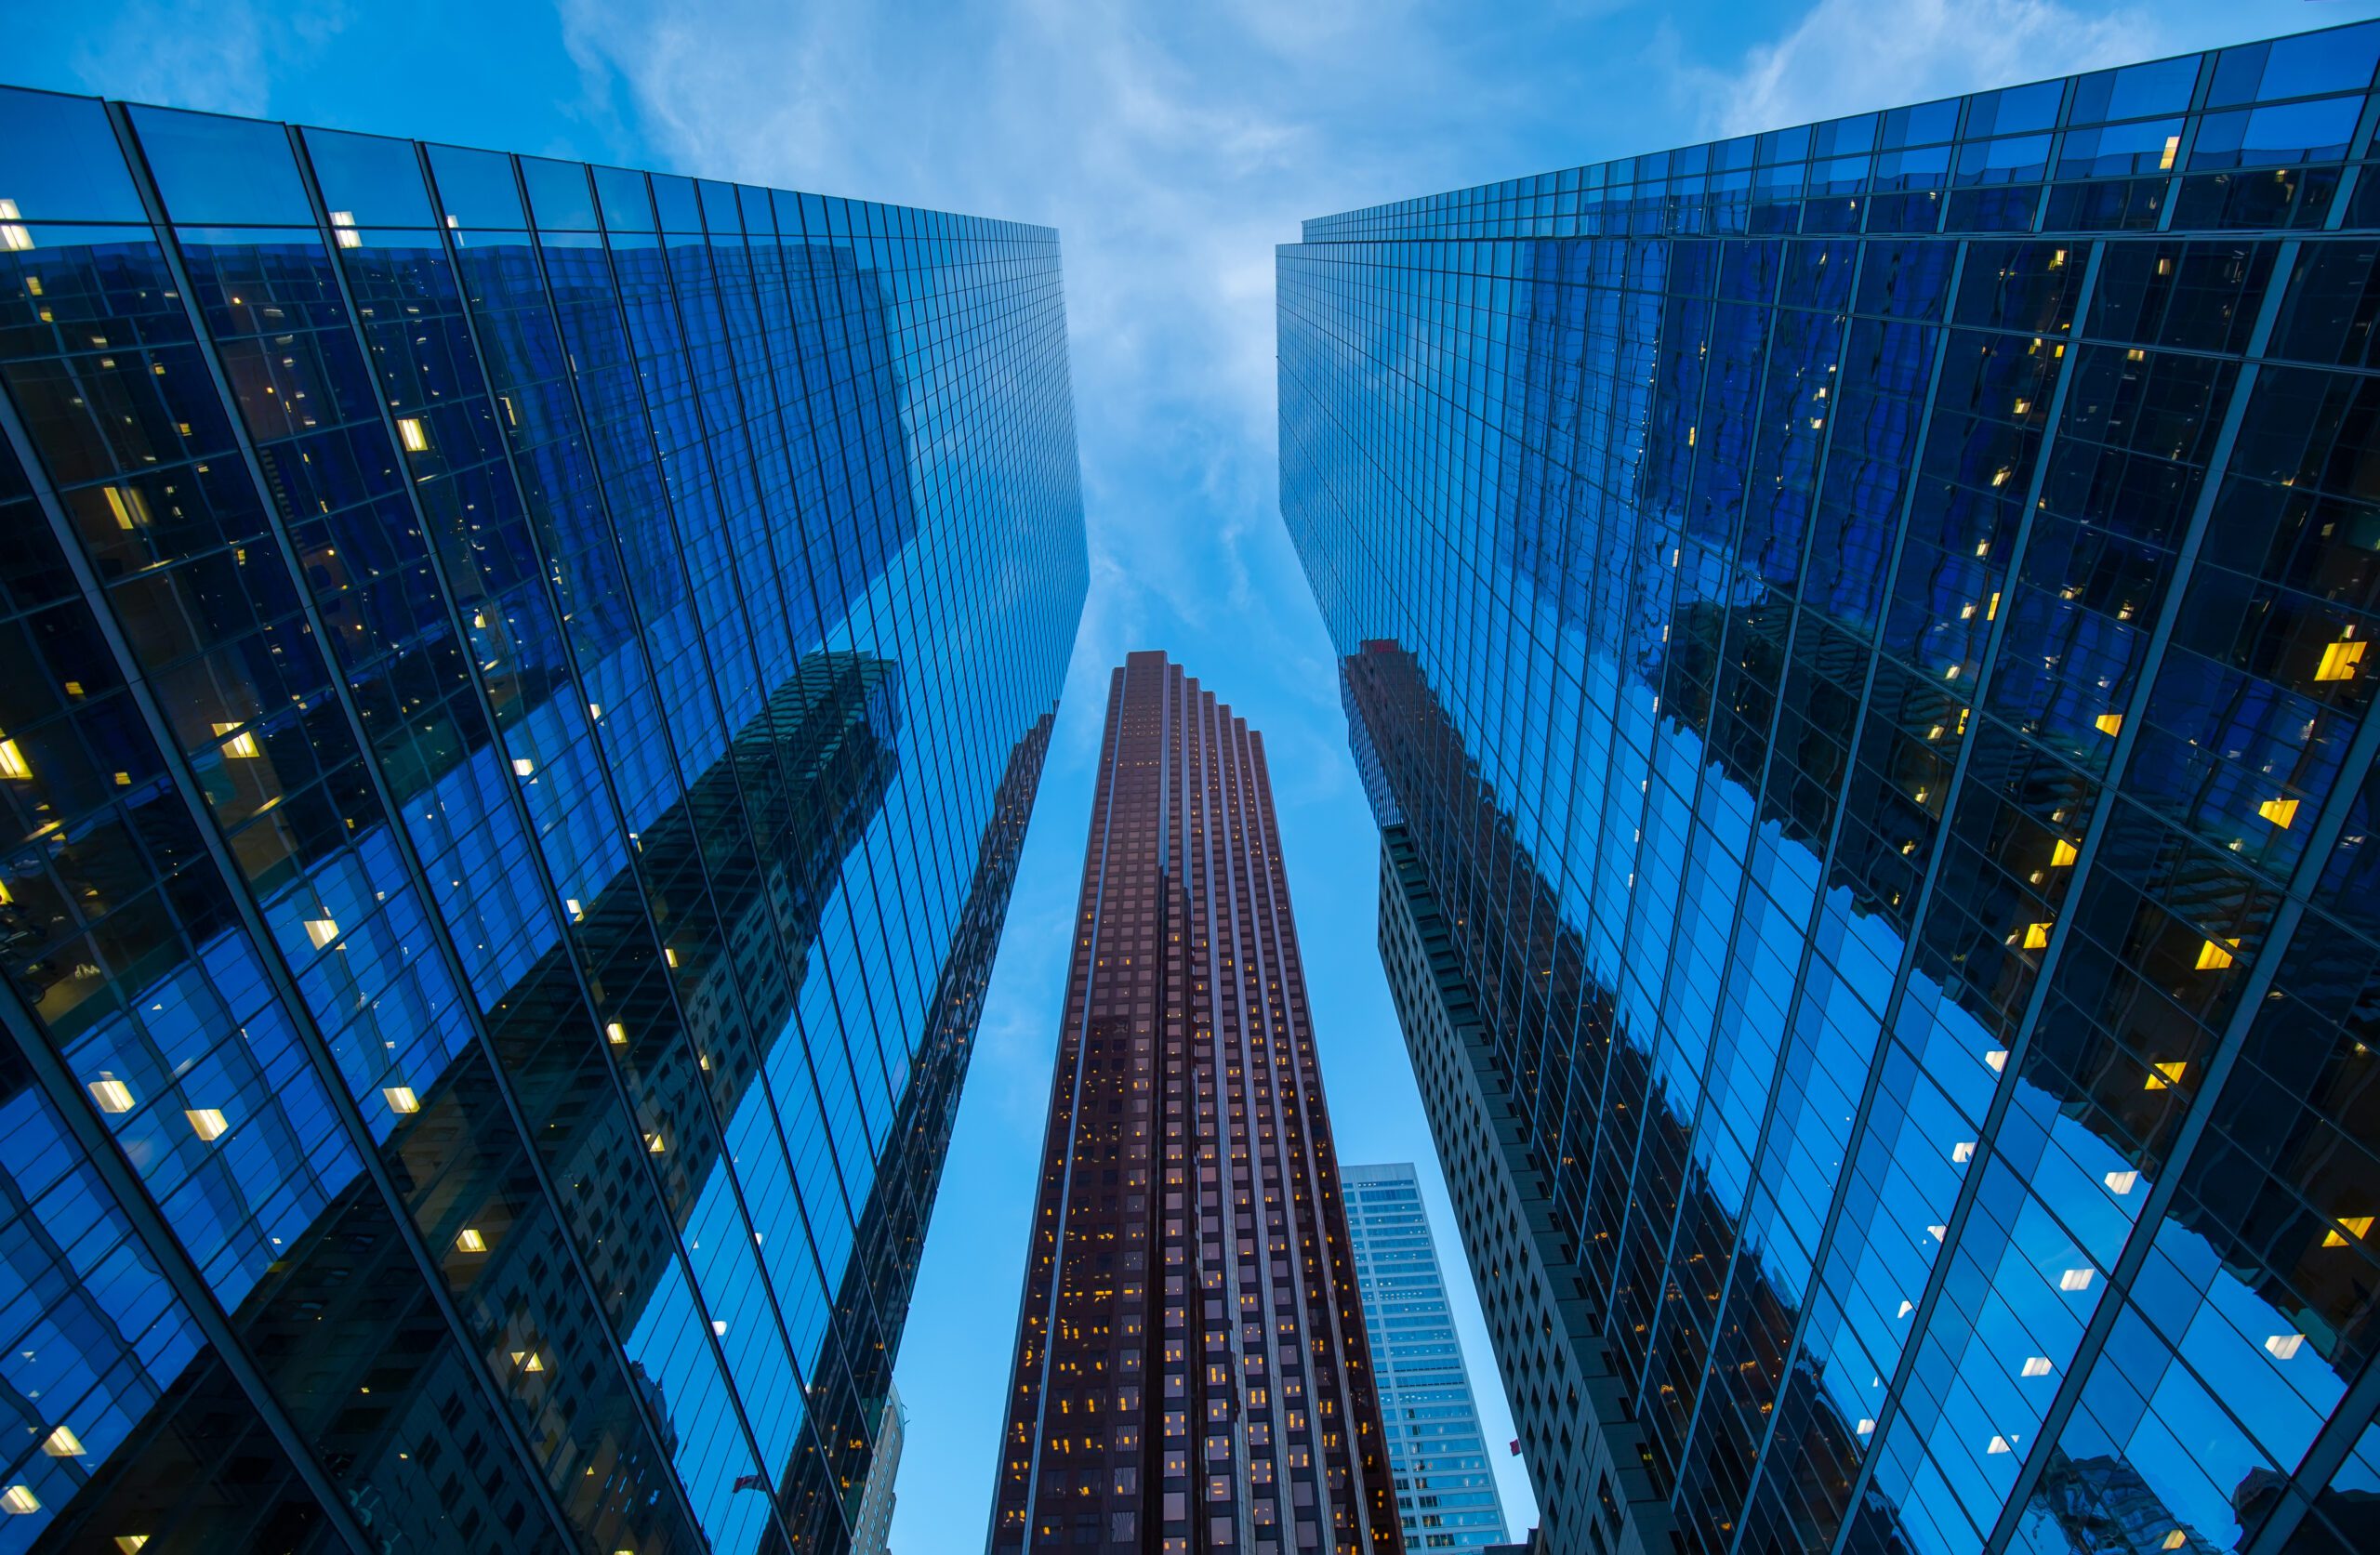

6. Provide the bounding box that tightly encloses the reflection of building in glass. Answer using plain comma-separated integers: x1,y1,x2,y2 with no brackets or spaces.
1342,1162,1511,1551
1283,21,2380,1555
845,1382,904,1555
0,86,1083,1554
987,652,1402,1555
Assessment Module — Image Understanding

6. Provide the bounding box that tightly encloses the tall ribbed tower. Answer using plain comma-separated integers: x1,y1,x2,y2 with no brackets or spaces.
989,652,1400,1555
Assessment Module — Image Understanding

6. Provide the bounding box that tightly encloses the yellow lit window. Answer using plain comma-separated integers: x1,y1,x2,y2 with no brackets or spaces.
87,1075,134,1113
646,1132,666,1153
456,1228,487,1253
510,1351,545,1373
103,484,151,531
2195,939,2236,971
2023,922,2051,950
115,1537,150,1552
2,1485,37,1514
2145,1061,2188,1091
382,1086,420,1114
2325,1215,2374,1246
2159,136,2179,171
2317,638,2366,682
0,739,29,781
185,1108,229,1141
41,1427,83,1458
2160,1534,2187,1552
212,721,259,758
2095,712,2124,736
607,1022,628,1046
396,416,430,453
664,946,679,968
303,917,339,949
2051,839,2079,867
2259,797,2300,828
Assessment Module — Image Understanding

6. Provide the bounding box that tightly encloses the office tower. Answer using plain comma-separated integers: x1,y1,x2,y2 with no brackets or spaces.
1342,1163,1512,1551
1283,20,2380,1555
987,651,1401,1555
0,84,1085,1555
848,1384,905,1555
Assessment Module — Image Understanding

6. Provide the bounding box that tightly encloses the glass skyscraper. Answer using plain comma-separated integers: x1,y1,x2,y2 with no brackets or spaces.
0,86,1084,1554
1343,1163,1511,1552
1283,20,2380,1555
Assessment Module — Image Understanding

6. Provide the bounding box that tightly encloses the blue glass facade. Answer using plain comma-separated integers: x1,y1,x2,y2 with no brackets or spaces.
1343,1163,1511,1551
0,86,1084,1553
1283,20,2380,1555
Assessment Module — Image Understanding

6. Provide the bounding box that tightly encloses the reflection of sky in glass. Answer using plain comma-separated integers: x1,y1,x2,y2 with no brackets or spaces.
0,81,1082,1554
1286,19,2380,1553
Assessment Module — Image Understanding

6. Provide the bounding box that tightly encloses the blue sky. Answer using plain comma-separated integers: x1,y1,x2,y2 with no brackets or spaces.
11,0,2373,1547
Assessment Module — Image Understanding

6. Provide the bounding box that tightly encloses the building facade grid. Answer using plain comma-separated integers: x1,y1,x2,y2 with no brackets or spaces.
1342,1162,1512,1552
1283,20,2380,1555
0,85,1085,1555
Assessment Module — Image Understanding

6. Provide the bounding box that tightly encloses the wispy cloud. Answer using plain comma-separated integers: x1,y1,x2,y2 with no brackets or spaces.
66,0,352,116
1685,0,2158,136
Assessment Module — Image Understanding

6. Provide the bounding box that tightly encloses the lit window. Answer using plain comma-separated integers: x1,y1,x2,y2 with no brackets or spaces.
607,1022,628,1046
2022,922,2051,951
565,898,584,920
456,1228,487,1253
211,721,260,758
87,1075,135,1113
2095,712,2123,736
2020,1357,2052,1377
2161,1534,2187,1552
329,210,362,249
2260,797,2299,828
0,739,29,781
2195,940,2236,972
2058,1268,2093,1292
2317,638,2366,682
646,1132,666,1153
304,917,340,949
103,485,151,530
2324,1215,2374,1247
382,1086,420,1114
41,1426,83,1457
0,199,31,252
512,757,535,777
2266,1333,2304,1361
3,1485,37,1514
1951,1141,1975,1164
186,1108,229,1141
396,416,430,453
1985,1049,2008,1074
510,1351,545,1373
2051,838,2079,867
115,1539,151,1552
1987,1435,2011,1455
711,1319,728,1337
2104,1171,2137,1195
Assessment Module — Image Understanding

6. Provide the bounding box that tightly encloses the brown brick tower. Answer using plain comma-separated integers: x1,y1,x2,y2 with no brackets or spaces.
988,652,1401,1555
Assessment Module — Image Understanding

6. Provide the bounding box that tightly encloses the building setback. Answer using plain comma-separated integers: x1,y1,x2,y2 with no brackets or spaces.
1342,1163,1512,1551
988,651,1401,1555
1283,20,2380,1555
0,86,1085,1553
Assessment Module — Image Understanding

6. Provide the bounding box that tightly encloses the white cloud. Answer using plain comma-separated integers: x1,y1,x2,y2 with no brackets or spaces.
1692,0,2155,137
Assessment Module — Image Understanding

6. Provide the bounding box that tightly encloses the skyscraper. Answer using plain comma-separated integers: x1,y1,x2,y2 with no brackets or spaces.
1342,1163,1511,1552
1283,20,2380,1555
848,1384,906,1555
0,86,1085,1554
987,651,1401,1555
